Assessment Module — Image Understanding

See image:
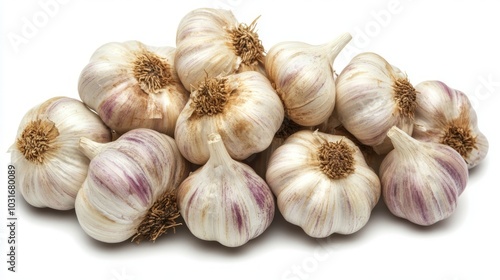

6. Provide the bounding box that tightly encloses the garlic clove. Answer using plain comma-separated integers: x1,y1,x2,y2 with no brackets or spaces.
413,80,488,169
266,130,380,238
335,52,417,155
177,132,275,247
174,71,284,165
380,126,468,226
265,33,352,126
175,8,265,90
78,40,189,136
10,97,112,210
75,128,189,243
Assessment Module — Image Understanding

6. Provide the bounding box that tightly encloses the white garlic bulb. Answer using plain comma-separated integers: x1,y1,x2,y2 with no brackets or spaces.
78,40,189,136
10,97,111,210
175,8,265,90
265,33,352,126
380,126,468,226
177,132,275,247
413,80,488,169
335,52,417,154
174,71,284,165
266,130,380,238
75,128,190,243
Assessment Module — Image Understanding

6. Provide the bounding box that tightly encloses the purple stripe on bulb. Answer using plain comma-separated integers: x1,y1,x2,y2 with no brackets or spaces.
438,81,454,99
435,156,467,195
411,186,429,224
232,202,243,233
244,170,269,209
187,187,198,209
123,172,150,206
98,96,117,122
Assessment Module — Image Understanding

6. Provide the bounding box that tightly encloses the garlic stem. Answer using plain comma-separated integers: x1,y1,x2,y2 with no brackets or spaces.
79,137,107,160
324,32,352,62
386,126,419,153
207,132,232,166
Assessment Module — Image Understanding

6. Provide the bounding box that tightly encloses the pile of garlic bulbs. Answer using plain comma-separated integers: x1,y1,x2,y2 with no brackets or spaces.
10,7,488,247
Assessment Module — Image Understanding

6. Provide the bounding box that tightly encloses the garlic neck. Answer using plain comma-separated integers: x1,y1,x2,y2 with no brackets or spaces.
79,137,106,160
16,119,59,164
386,126,420,152
229,16,264,66
323,32,353,62
207,132,233,166
133,50,173,94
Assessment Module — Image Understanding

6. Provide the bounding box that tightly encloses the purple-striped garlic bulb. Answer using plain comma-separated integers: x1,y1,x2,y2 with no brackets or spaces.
335,52,417,155
413,80,488,169
380,126,468,226
265,32,352,126
78,40,189,136
266,130,381,238
177,132,275,247
75,128,190,243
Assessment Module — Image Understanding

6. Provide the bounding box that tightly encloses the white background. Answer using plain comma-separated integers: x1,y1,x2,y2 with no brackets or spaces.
1,1,499,279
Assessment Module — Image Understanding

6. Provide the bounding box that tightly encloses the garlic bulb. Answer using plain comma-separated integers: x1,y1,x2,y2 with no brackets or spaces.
335,52,417,154
266,130,381,238
177,132,275,247
10,97,111,210
380,126,468,226
78,40,189,136
265,33,352,126
75,128,189,243
413,80,488,169
175,71,284,165
175,8,265,90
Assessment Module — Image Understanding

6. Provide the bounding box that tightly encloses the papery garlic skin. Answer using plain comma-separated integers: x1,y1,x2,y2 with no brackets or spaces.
75,128,189,243
265,33,352,126
413,80,488,169
335,52,417,154
266,130,380,238
177,133,275,247
175,8,265,90
10,97,111,210
175,71,284,165
380,126,468,226
78,40,189,136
